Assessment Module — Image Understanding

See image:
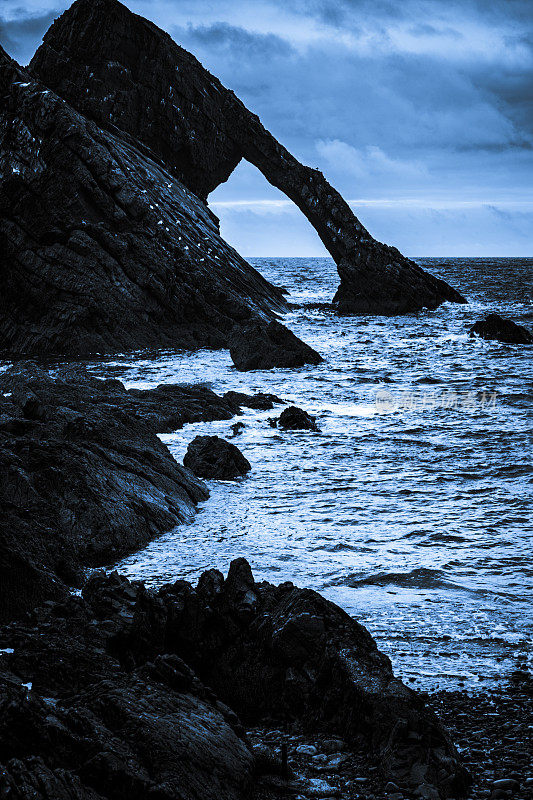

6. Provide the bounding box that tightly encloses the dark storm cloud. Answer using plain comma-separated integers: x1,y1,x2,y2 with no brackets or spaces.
175,22,294,59
1,0,532,253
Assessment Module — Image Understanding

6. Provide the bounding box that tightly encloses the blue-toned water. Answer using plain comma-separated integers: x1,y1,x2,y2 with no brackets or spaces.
34,258,533,689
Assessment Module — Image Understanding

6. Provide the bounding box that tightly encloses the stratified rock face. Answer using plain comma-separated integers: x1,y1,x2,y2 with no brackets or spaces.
469,313,533,344
183,435,251,479
30,0,466,314
230,320,323,371
0,46,287,357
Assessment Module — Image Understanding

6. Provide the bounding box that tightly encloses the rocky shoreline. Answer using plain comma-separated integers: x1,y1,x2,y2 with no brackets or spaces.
1,364,531,799
0,364,471,799
0,1,530,797
0,559,469,799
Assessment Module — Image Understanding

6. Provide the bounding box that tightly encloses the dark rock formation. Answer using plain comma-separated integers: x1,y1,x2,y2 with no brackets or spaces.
277,406,320,431
29,0,466,315
230,320,323,371
0,562,470,798
0,578,253,799
469,314,533,345
0,45,288,357
0,365,266,620
184,435,251,479
223,391,285,411
230,422,246,437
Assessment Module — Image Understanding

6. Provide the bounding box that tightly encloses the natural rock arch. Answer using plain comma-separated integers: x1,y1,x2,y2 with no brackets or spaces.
30,0,466,315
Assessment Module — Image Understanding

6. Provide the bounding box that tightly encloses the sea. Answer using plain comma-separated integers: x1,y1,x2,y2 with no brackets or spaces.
15,257,533,691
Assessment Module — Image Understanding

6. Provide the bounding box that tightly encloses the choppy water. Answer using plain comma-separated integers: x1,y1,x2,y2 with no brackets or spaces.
19,258,533,690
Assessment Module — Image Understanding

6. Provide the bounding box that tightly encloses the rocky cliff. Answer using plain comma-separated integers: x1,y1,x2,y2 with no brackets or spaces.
0,45,288,356
29,0,466,316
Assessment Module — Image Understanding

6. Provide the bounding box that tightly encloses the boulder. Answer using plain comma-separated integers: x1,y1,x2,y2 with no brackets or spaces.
183,436,251,479
277,406,320,431
29,0,466,315
469,314,532,344
230,321,323,371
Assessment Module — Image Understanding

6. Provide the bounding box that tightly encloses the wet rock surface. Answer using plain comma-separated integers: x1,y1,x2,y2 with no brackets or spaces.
277,406,320,431
0,563,470,799
28,0,466,316
469,314,533,344
183,435,252,479
223,391,285,411
230,321,324,371
0,366,263,620
0,577,254,800
427,681,533,800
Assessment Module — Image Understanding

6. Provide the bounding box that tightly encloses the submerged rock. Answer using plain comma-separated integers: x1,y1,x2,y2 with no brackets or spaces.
277,406,320,431
184,435,251,479
223,391,285,411
28,0,466,316
230,321,323,371
469,314,532,344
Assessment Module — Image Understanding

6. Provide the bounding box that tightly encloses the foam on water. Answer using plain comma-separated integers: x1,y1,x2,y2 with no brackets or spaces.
9,257,533,691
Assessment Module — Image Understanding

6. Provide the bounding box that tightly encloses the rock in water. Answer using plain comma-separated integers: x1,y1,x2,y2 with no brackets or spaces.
0,45,288,357
469,314,532,344
29,0,465,315
277,406,320,431
184,436,251,479
230,320,323,371
223,391,285,411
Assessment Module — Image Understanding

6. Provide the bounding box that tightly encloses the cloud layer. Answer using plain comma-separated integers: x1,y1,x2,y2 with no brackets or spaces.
1,0,532,255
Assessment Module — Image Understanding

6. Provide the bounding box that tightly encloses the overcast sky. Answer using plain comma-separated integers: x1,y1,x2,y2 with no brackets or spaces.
2,0,532,256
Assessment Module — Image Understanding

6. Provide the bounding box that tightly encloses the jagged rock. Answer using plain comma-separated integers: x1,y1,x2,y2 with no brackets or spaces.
1,365,262,619
183,436,251,480
161,560,470,797
0,563,470,798
0,669,253,800
469,314,532,344
0,757,93,800
0,45,288,357
223,391,285,411
277,406,319,431
29,0,466,315
230,320,323,371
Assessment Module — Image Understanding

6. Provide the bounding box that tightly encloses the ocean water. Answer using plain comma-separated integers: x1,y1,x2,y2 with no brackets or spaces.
18,257,533,690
